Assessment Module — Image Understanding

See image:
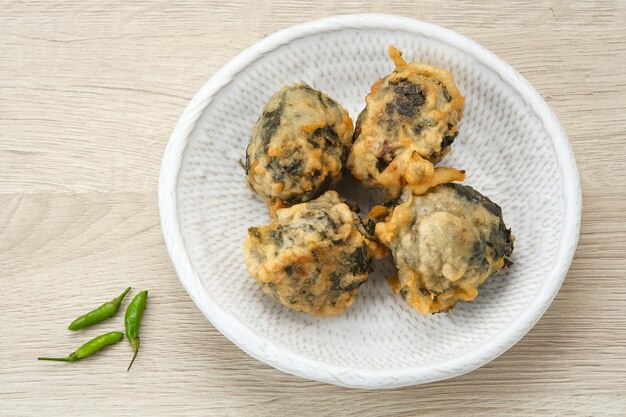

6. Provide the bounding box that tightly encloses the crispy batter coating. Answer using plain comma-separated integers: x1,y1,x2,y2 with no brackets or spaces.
246,82,353,214
347,46,465,196
374,184,514,315
243,191,385,316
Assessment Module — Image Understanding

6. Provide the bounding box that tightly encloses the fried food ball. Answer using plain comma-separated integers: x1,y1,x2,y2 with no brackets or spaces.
374,184,514,315
245,82,354,215
347,45,466,196
243,191,385,316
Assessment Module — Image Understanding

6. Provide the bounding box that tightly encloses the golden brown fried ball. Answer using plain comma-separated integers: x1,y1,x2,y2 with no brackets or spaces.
347,46,465,196
246,82,353,215
374,184,514,315
243,191,384,316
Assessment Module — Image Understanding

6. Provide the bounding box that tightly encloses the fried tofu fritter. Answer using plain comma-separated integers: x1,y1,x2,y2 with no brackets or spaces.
375,184,514,315
243,191,384,316
347,46,465,196
246,83,353,214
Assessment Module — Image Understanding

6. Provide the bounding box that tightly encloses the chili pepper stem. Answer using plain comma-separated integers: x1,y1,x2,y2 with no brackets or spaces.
38,357,73,362
127,338,140,371
127,348,138,372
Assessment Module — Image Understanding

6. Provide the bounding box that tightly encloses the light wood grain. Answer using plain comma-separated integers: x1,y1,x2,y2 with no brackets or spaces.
2,1,626,416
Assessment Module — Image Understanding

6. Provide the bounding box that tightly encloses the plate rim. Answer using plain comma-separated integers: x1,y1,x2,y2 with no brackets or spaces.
158,13,582,389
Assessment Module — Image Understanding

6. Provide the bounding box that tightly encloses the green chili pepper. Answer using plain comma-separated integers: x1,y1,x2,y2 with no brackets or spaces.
38,331,124,362
67,287,131,331
125,290,148,371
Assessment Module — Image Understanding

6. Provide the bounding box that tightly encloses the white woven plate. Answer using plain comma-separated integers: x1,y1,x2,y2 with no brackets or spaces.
159,14,581,389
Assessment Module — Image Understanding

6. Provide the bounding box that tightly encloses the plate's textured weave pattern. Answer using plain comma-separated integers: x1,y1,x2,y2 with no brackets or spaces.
159,15,581,388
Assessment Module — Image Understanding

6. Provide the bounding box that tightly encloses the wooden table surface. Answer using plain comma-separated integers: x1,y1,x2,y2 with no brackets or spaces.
2,1,626,416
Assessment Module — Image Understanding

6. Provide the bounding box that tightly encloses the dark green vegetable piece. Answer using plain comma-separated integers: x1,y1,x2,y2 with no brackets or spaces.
68,287,131,331
125,290,148,371
38,331,124,362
